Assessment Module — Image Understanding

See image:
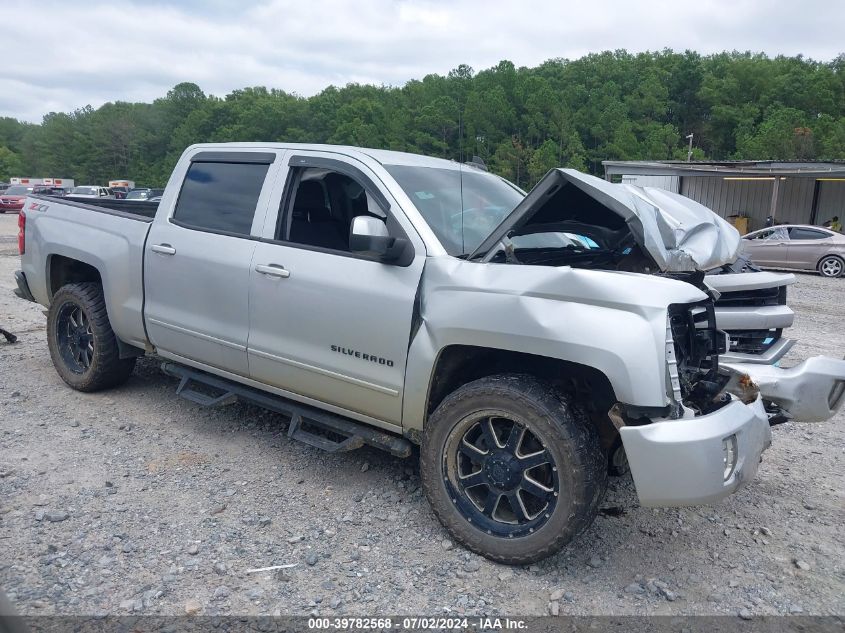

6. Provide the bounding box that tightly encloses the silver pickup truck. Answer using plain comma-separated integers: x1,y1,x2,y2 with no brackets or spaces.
13,143,845,564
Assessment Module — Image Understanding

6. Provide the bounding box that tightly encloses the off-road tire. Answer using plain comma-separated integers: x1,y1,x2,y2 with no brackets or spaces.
420,373,607,565
818,255,844,278
47,282,135,391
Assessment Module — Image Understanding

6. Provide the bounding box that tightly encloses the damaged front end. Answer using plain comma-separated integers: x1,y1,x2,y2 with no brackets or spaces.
454,166,845,507
621,299,774,506
665,300,729,417
622,292,845,507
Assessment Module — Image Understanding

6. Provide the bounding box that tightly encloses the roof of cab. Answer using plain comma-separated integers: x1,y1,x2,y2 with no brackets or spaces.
186,142,465,170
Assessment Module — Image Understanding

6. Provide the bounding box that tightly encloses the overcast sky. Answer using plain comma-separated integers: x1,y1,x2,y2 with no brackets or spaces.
2,0,843,123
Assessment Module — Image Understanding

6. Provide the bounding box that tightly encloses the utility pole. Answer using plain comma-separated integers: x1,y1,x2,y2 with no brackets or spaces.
686,133,694,162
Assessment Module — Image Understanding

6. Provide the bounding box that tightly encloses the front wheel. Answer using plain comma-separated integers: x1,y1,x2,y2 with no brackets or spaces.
420,374,607,565
818,255,844,278
47,282,136,391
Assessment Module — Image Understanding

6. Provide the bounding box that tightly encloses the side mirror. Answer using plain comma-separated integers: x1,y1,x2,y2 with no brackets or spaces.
350,216,406,262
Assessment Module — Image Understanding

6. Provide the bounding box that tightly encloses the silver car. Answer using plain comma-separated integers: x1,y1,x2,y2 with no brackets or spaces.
741,224,845,278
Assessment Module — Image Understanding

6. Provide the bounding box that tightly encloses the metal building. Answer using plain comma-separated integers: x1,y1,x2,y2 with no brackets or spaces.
602,160,845,233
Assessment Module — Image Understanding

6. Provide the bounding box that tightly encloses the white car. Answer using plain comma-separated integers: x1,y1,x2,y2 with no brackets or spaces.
69,186,114,199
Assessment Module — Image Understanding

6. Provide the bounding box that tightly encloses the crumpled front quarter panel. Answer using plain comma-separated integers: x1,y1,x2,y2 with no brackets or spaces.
402,258,707,430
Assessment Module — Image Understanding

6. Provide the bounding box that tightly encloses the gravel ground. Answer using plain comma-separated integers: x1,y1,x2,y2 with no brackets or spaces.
1,212,843,618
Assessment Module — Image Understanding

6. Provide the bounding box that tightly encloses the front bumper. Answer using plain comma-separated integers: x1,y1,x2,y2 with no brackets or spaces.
620,396,771,506
722,356,845,422
13,270,36,302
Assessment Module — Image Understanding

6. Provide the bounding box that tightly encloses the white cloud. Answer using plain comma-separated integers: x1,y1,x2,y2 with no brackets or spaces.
1,0,842,122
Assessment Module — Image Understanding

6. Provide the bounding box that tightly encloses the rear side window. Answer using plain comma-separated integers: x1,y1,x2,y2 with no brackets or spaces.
788,227,829,240
173,162,269,235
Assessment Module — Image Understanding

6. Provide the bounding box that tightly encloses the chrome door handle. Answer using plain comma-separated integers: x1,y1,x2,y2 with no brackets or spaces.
151,244,176,255
255,264,291,278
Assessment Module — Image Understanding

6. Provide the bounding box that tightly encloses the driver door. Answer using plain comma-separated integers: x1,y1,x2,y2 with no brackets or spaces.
247,152,426,426
743,227,790,268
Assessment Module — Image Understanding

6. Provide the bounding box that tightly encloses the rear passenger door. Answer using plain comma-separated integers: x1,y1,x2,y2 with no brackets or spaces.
247,151,426,427
786,226,833,270
144,149,284,375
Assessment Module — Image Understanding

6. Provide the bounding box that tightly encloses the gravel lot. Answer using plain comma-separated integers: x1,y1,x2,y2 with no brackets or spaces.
1,211,843,618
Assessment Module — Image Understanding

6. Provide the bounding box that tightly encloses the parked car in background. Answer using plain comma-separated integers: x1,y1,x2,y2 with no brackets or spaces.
741,225,845,278
0,185,34,212
125,188,164,201
31,185,70,197
68,186,115,199
111,186,130,199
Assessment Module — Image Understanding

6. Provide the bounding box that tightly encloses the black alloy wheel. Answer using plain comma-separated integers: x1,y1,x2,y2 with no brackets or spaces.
421,374,607,564
444,412,559,538
55,302,95,373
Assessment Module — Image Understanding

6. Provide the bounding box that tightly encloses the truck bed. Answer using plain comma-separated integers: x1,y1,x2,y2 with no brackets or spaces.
60,196,159,220
21,194,154,349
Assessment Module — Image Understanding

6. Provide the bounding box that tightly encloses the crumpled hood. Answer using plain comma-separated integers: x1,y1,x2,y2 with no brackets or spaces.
470,168,741,272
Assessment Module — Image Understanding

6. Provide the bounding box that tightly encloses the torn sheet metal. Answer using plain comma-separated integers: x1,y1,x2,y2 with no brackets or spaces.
469,168,742,272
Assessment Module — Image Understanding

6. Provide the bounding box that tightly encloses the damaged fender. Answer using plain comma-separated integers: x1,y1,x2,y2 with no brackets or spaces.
722,357,845,422
401,257,706,430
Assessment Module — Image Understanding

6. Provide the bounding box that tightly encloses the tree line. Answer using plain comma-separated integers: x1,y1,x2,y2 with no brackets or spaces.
1,50,843,190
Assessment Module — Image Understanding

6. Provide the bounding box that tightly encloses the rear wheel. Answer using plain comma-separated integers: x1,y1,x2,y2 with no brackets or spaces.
818,255,844,278
47,282,135,391
420,374,606,564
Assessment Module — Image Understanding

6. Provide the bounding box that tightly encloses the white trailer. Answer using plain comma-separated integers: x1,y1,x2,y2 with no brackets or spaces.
10,177,75,188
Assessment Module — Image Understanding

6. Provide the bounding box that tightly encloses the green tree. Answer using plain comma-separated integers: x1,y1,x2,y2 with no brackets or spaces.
0,146,23,180
5,50,845,189
528,139,558,183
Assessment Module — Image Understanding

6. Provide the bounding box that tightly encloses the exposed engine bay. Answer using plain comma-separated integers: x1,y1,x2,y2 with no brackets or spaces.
475,167,742,275
486,180,662,273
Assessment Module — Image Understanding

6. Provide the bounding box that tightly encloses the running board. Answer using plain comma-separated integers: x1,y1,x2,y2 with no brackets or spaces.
161,362,412,458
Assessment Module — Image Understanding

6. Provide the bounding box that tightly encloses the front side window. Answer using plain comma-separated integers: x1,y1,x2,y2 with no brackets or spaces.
173,161,269,235
280,167,383,252
751,227,788,241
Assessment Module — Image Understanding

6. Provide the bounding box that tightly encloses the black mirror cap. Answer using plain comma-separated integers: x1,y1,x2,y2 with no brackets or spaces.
350,233,410,263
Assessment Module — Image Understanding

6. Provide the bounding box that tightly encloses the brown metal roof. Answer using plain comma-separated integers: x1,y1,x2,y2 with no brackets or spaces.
603,160,845,178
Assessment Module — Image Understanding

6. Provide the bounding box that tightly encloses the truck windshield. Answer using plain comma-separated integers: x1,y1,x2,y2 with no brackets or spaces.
384,165,524,256
71,187,97,195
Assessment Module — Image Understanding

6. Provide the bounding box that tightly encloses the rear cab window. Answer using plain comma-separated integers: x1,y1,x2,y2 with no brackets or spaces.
172,161,271,236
